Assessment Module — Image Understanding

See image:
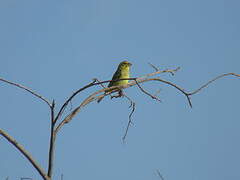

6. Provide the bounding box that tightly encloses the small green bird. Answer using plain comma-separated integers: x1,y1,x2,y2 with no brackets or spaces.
97,61,132,103
108,61,132,88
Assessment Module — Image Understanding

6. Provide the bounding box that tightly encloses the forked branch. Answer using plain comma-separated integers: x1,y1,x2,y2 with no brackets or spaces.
0,78,51,107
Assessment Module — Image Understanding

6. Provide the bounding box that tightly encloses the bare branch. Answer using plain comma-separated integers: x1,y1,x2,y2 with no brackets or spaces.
122,100,136,142
146,78,192,107
148,63,180,76
93,78,106,89
0,78,51,107
188,73,240,95
122,92,135,108
0,129,50,180
54,79,97,123
138,67,180,79
120,92,136,142
54,89,103,134
148,63,159,71
134,80,161,102
165,67,180,76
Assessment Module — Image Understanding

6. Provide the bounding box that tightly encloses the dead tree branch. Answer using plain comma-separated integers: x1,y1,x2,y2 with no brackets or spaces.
121,93,136,142
148,63,160,71
122,101,136,142
134,80,161,102
188,72,240,95
0,78,51,107
0,129,50,180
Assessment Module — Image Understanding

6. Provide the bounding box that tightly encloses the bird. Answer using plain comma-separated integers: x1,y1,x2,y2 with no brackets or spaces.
97,61,132,103
108,60,132,88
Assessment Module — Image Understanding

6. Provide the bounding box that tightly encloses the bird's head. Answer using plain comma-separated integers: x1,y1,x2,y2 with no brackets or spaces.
119,61,132,69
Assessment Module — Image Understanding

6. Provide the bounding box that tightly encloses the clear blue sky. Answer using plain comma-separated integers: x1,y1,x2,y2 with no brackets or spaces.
1,0,240,179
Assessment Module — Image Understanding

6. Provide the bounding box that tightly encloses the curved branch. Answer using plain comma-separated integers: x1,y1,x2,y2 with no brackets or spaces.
0,78,51,107
54,87,107,134
122,99,136,142
0,129,50,180
188,73,240,95
146,78,192,107
54,79,97,123
115,92,136,142
134,80,161,102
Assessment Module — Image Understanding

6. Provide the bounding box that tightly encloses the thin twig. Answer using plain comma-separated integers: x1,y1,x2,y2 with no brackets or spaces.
188,73,240,95
121,92,136,142
148,63,159,71
0,129,50,180
135,80,161,102
0,78,51,107
94,78,116,100
138,67,180,79
164,67,180,76
93,78,106,89
123,92,134,108
122,101,136,142
148,78,192,107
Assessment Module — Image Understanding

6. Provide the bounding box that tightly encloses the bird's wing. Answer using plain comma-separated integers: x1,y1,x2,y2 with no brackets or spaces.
108,69,121,87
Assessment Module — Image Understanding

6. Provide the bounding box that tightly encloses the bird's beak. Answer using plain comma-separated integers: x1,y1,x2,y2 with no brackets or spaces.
128,62,132,66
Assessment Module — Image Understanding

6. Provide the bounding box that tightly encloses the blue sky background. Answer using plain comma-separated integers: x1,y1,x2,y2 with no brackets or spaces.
0,0,240,179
